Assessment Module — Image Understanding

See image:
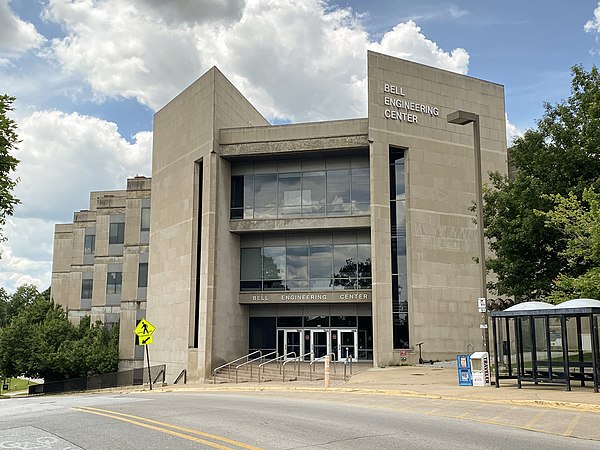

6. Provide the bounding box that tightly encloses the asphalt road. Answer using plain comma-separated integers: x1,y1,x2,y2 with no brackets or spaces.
0,391,598,449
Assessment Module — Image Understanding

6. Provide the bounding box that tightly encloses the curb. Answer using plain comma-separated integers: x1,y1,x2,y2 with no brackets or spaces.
138,383,600,414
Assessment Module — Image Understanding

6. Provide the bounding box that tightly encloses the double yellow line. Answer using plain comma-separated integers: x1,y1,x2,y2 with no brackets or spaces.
73,406,262,449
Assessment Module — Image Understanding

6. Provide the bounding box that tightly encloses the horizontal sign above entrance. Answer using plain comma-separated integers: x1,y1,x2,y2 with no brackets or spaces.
239,290,372,304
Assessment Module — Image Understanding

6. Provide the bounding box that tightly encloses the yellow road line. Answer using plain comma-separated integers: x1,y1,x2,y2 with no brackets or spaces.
561,413,581,437
73,406,262,450
524,410,546,429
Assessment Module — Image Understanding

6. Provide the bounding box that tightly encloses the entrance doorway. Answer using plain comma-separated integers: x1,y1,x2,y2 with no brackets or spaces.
277,328,358,362
337,329,357,361
277,329,301,359
306,329,328,360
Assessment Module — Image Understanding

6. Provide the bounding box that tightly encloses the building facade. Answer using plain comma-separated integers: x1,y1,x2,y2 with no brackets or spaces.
51,176,151,370
51,51,507,380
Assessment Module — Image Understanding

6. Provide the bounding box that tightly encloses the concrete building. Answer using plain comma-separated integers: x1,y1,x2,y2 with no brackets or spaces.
51,176,151,370
51,51,507,380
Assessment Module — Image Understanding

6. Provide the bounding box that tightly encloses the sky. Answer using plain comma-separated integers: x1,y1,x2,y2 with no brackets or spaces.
1,0,600,293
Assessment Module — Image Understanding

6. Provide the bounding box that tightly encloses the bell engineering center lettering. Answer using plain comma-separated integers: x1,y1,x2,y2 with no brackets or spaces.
383,83,439,123
249,292,370,302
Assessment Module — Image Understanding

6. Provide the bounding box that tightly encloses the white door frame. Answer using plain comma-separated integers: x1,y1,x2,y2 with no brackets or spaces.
337,329,358,362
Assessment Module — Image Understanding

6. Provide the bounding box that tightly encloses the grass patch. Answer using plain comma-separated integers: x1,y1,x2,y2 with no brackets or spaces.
1,377,38,393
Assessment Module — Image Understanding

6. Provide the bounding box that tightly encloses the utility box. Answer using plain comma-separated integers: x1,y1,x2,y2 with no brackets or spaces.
457,354,472,386
470,351,491,386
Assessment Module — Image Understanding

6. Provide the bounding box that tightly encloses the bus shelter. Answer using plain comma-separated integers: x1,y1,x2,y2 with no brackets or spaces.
490,299,600,392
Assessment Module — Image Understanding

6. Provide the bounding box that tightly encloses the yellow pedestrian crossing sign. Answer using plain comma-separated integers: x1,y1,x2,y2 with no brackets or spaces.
134,318,155,345
135,318,155,336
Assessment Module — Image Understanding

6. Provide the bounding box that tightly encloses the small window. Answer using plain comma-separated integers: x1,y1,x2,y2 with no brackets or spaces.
106,271,122,294
141,207,150,232
81,279,93,299
138,262,148,288
109,222,125,244
84,235,95,254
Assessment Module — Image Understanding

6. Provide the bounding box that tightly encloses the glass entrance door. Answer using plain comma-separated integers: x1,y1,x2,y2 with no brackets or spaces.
302,329,329,361
312,330,328,360
337,329,358,361
281,329,301,359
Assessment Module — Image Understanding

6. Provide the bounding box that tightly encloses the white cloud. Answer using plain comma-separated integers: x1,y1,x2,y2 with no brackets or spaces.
1,110,151,292
14,110,151,221
137,0,245,25
369,21,469,75
45,0,205,109
44,0,469,119
505,114,523,146
0,0,45,61
584,2,600,32
0,218,52,293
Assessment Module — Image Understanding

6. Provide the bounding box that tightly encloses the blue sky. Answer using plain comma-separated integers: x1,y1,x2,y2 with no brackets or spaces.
1,0,600,292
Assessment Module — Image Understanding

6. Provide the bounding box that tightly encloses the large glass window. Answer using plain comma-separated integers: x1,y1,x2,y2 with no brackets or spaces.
278,173,302,217
263,247,286,290
326,169,351,215
81,279,93,299
286,246,309,290
241,248,262,290
254,174,277,218
302,171,326,216
351,168,370,214
84,235,95,254
390,149,409,349
231,176,244,219
140,207,151,232
241,239,370,291
138,262,148,288
230,158,369,219
106,271,122,294
109,222,125,244
309,245,333,289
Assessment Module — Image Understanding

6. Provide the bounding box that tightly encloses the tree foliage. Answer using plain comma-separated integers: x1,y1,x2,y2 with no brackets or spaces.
0,286,119,381
0,95,20,245
483,65,600,300
541,188,600,302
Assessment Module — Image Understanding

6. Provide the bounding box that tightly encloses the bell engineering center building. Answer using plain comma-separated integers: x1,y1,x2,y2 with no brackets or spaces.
51,51,508,381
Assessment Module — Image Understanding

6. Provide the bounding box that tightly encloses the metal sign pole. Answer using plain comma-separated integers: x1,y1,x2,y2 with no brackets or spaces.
146,344,152,391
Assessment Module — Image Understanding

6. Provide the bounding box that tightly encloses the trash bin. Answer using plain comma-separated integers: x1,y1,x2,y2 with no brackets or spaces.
470,351,491,386
457,354,472,386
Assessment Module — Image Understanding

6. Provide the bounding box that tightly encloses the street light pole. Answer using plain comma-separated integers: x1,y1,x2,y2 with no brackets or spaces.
447,110,489,355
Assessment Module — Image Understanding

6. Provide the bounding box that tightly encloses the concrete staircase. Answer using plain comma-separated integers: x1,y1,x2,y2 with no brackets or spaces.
211,361,369,384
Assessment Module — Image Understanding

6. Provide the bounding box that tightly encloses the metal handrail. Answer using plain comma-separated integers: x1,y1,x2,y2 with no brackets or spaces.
235,351,276,383
212,350,262,384
173,369,187,385
153,367,166,385
309,353,337,381
282,351,313,382
343,355,354,381
258,352,296,383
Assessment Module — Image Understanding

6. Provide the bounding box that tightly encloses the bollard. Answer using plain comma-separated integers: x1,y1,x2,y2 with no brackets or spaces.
324,355,331,388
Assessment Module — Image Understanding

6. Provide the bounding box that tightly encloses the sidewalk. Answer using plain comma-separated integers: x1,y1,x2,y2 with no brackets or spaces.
157,364,600,413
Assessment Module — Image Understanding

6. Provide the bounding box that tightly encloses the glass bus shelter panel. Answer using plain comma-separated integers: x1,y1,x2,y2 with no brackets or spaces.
549,316,566,376
518,317,532,377
534,316,550,375
495,317,517,377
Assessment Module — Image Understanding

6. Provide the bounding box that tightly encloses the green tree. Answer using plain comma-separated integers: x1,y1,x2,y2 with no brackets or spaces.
0,95,20,246
0,287,9,328
0,293,119,381
7,284,42,320
483,65,600,299
541,187,600,302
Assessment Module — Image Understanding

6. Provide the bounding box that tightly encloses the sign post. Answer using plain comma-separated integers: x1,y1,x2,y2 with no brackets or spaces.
134,318,156,390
